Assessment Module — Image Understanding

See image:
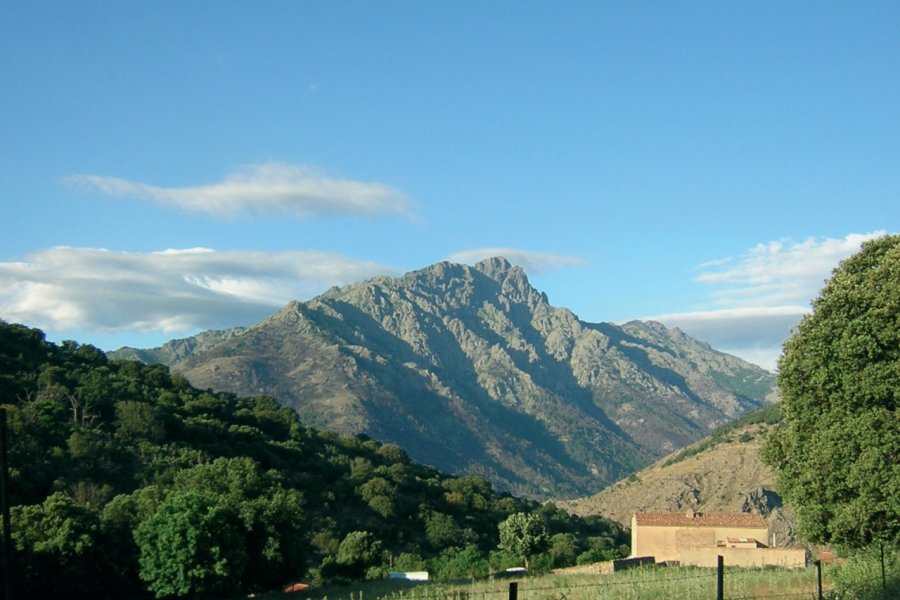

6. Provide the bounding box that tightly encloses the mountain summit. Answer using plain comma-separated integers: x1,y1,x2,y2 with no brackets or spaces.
112,257,776,499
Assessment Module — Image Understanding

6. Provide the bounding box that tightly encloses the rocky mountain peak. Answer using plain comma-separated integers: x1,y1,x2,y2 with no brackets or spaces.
472,256,542,304
109,258,777,499
474,256,521,281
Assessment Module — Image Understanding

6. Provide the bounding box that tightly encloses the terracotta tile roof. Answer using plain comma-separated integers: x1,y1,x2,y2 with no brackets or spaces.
633,511,767,529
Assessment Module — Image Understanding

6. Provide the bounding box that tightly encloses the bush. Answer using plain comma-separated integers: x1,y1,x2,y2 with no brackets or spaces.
527,552,554,573
830,545,899,600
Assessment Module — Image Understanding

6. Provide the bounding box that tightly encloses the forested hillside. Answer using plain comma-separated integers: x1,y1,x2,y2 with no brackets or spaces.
0,321,627,599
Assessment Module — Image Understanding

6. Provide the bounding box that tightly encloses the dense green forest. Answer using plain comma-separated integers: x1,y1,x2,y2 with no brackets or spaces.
0,321,627,599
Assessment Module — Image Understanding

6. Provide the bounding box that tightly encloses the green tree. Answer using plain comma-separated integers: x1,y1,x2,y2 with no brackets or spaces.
547,533,578,567
99,486,168,592
115,400,165,443
134,491,247,598
172,457,306,589
763,235,900,548
432,545,489,579
498,512,548,569
10,492,109,598
424,510,464,550
335,530,382,579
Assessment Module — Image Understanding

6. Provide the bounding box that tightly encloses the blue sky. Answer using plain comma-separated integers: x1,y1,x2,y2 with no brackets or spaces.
2,2,898,371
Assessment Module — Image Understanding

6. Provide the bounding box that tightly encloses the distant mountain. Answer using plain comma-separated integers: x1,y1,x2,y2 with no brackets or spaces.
556,406,798,546
110,257,777,499
112,326,246,364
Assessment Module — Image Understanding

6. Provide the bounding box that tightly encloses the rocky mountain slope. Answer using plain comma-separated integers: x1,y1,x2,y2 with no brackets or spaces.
111,257,776,499
556,407,797,546
111,326,246,365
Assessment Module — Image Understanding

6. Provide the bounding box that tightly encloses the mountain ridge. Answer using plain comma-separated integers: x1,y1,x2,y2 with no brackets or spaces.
110,257,777,499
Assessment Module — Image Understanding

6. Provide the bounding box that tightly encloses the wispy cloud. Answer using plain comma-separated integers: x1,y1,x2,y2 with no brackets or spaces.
648,232,889,370
694,232,886,308
447,248,587,274
64,163,415,220
0,247,398,335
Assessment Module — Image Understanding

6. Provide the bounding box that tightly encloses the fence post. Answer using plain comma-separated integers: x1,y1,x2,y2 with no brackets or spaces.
508,581,518,600
815,560,823,600
717,555,724,600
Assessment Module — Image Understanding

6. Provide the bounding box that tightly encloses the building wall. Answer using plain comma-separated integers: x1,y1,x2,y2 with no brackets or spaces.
633,524,768,562
679,547,807,569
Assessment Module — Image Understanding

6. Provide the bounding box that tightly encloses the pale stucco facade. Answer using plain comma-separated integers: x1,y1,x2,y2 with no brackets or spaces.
631,511,806,568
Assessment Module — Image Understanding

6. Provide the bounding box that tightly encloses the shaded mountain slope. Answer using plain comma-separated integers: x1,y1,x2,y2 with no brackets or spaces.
112,257,776,499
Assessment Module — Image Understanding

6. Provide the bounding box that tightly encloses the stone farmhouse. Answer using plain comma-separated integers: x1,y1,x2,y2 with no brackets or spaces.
631,510,806,568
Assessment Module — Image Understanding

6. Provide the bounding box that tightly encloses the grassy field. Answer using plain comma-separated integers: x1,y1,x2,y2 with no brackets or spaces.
258,565,831,600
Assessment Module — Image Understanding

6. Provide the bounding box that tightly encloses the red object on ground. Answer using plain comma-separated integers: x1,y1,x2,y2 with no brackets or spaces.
283,582,310,593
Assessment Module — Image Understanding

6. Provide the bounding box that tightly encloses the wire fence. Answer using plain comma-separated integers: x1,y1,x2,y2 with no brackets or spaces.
367,549,899,600
378,564,829,600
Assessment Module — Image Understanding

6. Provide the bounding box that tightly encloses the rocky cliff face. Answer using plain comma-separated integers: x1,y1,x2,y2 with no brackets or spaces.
111,257,776,499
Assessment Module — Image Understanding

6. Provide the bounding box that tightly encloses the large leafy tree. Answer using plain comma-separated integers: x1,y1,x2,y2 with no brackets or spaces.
10,492,112,598
171,456,306,589
498,512,548,569
134,491,247,598
763,235,900,548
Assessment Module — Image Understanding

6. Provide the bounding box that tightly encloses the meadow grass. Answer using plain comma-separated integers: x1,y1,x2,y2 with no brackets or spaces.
259,564,832,600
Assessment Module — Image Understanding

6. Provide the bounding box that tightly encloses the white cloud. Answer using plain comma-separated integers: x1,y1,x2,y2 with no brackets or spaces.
0,247,398,337
446,248,587,274
648,307,807,371
648,231,889,371
64,163,415,220
694,232,886,308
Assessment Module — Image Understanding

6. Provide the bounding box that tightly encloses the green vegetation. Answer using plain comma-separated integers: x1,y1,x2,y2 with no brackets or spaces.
0,321,627,599
253,551,900,600
661,404,781,467
707,369,774,404
829,545,900,600
763,235,900,549
256,563,840,600
497,512,548,569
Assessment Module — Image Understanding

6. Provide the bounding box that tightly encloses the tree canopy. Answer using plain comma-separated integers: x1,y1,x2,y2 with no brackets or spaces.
763,235,900,548
498,512,549,569
134,491,246,598
0,320,628,598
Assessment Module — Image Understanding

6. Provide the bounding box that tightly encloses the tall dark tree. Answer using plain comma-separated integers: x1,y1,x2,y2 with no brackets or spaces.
763,235,900,548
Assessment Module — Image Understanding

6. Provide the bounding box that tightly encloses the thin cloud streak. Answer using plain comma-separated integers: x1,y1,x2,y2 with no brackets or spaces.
0,247,398,335
65,163,415,220
447,248,587,274
648,231,889,370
